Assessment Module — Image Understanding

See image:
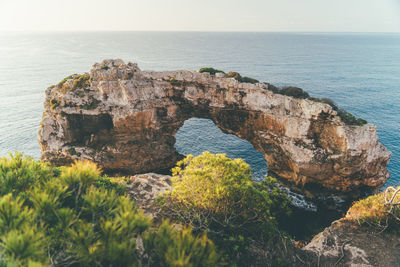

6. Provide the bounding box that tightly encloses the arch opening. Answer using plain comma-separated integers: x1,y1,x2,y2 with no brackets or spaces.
173,117,340,240
174,117,268,181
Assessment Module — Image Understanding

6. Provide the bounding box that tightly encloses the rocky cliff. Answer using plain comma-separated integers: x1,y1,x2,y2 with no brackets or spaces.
38,59,391,194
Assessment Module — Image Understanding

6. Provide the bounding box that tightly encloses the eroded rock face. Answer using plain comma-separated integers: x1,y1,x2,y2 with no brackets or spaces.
38,59,391,194
303,219,400,266
125,173,171,217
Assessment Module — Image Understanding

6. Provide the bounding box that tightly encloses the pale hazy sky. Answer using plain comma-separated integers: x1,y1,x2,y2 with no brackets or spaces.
0,0,399,32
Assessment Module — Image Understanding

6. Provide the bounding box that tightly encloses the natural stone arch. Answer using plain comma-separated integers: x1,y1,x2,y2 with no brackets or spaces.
38,59,391,194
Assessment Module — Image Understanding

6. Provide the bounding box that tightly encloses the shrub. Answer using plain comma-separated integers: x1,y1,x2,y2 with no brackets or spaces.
279,86,310,99
101,65,109,70
160,152,291,265
0,194,47,265
0,194,33,234
95,176,128,195
319,98,338,111
346,186,400,229
57,75,74,88
225,71,259,84
144,220,220,267
61,160,101,190
0,227,47,265
68,196,152,266
0,153,55,197
306,97,367,125
81,186,120,221
0,153,221,266
199,67,225,75
266,83,280,93
240,76,259,84
49,99,60,110
72,73,91,90
80,96,101,110
57,73,91,94
337,109,367,126
68,147,76,155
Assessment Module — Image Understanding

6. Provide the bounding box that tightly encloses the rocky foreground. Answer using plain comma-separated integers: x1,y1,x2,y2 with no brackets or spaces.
127,173,400,267
38,59,390,196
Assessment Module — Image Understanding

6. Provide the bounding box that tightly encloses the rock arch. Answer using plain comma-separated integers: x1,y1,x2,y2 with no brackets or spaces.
39,59,391,194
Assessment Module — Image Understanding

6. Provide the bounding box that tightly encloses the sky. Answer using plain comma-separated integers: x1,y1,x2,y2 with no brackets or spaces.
0,0,399,32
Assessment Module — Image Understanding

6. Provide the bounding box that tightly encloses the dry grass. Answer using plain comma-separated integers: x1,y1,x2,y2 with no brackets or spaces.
346,186,400,228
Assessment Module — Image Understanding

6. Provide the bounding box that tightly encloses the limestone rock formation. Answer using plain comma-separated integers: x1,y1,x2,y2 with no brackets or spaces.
125,173,171,217
38,59,391,194
303,219,400,266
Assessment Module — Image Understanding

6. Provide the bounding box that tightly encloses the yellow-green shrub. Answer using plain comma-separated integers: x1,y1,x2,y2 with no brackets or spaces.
144,220,220,267
0,153,55,197
160,152,291,265
346,186,400,227
0,153,221,266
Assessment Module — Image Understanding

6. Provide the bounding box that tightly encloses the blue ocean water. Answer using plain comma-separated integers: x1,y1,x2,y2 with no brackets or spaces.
0,32,399,186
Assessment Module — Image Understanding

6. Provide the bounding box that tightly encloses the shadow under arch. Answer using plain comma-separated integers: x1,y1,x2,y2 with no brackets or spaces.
174,117,268,180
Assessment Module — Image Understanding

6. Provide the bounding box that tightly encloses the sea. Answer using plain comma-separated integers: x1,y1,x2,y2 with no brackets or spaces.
0,32,399,187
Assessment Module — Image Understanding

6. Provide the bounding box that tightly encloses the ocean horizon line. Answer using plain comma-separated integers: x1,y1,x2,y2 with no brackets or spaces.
1,30,399,34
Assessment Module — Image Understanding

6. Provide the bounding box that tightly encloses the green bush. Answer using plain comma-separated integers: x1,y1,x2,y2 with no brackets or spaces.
67,147,76,155
0,153,55,197
67,195,152,266
337,109,368,126
319,98,338,111
80,96,101,110
266,83,280,93
144,220,220,267
72,73,91,90
159,152,291,265
49,99,60,110
94,176,128,195
198,67,225,75
225,71,259,84
57,75,74,88
0,227,46,265
279,86,310,99
56,73,91,94
0,153,221,266
240,76,259,84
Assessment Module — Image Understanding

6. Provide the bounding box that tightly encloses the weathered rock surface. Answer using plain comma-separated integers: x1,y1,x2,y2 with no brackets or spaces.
38,59,391,194
125,173,171,217
303,219,400,266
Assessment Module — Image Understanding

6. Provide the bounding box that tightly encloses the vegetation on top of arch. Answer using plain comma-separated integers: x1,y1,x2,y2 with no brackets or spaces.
199,67,367,126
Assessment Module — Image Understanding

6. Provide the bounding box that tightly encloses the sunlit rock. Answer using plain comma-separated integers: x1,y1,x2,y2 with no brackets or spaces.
38,59,391,195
